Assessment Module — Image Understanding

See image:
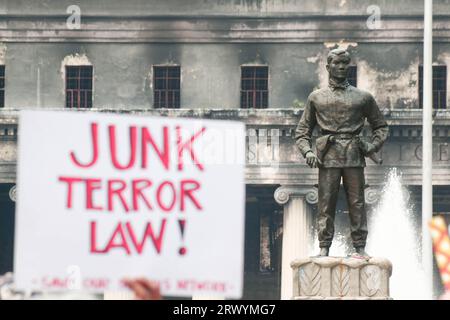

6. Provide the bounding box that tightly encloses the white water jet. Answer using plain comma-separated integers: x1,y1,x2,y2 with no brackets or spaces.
367,168,429,300
309,206,355,257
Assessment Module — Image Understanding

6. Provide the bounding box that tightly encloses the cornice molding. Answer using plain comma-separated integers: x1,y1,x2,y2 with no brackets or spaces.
1,108,450,128
1,15,450,43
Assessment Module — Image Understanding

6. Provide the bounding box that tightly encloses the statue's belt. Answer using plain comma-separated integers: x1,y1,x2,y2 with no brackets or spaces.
316,132,383,165
316,132,361,163
319,132,361,141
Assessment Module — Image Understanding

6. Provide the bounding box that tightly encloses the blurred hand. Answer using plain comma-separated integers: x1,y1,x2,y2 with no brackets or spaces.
122,278,162,300
306,151,321,168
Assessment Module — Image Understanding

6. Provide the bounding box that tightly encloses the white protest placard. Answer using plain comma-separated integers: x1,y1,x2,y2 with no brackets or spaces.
14,110,245,298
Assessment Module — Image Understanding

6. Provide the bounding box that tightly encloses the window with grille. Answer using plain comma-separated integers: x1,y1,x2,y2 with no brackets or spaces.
153,66,180,108
419,65,447,109
240,66,268,109
66,66,93,108
0,65,4,108
347,65,357,87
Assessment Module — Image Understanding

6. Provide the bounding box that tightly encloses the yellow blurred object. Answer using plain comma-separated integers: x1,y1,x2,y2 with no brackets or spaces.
429,215,450,291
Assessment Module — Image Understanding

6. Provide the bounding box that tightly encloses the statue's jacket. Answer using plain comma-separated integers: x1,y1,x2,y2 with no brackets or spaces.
295,80,389,168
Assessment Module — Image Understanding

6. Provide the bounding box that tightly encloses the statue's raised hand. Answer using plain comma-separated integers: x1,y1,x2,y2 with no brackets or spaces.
305,151,322,168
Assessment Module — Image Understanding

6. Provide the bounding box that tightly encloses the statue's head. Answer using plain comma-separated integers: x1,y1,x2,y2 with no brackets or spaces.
326,48,351,81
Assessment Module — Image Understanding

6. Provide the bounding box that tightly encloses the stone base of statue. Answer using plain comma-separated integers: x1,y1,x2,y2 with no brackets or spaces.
290,256,392,300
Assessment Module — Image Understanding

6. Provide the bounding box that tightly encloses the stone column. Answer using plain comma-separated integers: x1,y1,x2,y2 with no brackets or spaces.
364,185,410,207
364,186,381,206
9,185,16,202
274,185,318,300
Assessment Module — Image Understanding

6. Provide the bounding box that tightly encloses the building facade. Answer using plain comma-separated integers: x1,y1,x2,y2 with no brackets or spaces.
0,0,450,298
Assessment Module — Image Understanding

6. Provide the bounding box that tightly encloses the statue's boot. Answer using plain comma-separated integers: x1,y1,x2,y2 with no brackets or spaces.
319,247,329,256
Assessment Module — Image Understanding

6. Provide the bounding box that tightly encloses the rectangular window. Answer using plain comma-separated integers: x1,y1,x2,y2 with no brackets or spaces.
419,65,447,109
241,66,269,109
153,66,180,108
347,65,357,87
66,66,93,109
0,65,4,108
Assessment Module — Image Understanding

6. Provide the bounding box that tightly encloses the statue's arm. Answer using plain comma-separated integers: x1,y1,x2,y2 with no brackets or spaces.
364,94,388,153
294,96,317,158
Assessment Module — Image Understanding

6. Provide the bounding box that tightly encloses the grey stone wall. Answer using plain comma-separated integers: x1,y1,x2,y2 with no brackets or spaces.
0,0,449,17
2,42,450,109
0,1,450,109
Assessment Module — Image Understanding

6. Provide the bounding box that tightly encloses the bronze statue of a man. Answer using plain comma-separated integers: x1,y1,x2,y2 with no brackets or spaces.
295,48,388,257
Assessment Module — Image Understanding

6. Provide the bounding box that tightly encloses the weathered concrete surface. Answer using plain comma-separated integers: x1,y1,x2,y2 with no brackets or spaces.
291,256,392,300
2,42,450,109
1,1,450,110
0,0,449,17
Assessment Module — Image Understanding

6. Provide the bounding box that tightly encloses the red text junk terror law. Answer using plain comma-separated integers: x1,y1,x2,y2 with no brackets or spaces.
57,123,205,255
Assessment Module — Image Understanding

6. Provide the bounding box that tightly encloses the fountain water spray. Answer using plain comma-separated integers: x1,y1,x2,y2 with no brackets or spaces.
367,168,429,299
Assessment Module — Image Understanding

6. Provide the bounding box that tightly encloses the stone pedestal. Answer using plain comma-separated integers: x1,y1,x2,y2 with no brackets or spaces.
291,257,392,300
